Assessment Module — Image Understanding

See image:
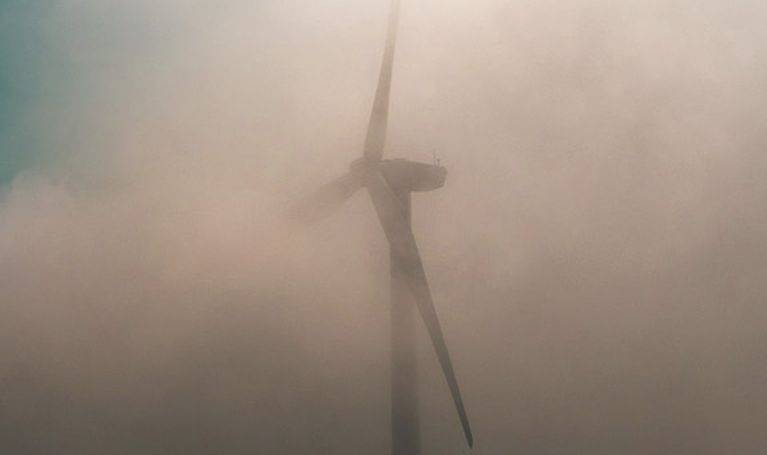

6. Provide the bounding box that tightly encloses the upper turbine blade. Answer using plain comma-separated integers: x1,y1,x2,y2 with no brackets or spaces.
288,172,364,224
365,171,474,448
363,0,401,162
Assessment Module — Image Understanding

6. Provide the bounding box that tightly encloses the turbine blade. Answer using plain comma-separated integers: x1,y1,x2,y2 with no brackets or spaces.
366,171,474,448
393,253,474,449
363,0,400,162
289,172,363,224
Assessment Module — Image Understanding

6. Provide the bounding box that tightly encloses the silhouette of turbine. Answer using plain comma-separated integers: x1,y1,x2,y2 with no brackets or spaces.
290,1,473,452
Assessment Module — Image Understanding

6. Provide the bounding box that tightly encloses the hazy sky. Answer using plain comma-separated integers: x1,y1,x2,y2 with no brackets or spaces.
1,1,766,454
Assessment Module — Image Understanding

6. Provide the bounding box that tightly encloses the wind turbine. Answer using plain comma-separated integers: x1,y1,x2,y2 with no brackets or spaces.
290,0,473,452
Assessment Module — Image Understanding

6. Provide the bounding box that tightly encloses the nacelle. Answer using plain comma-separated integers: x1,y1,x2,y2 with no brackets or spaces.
379,159,447,193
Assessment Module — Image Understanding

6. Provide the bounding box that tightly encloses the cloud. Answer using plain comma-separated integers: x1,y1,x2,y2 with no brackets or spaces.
1,1,766,453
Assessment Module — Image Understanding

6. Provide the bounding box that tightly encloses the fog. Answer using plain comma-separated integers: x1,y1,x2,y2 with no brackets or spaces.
1,1,766,453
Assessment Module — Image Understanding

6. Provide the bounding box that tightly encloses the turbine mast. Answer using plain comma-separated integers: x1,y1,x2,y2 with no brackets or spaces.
390,190,420,454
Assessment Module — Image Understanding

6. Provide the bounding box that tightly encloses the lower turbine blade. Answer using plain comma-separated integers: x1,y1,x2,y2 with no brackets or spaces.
289,172,363,224
394,254,474,449
366,170,474,448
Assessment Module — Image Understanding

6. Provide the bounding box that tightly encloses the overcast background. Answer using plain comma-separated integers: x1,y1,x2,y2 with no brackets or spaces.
1,1,766,453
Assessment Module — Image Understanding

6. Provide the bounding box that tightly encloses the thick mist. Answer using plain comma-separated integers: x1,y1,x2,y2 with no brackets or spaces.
2,1,766,453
